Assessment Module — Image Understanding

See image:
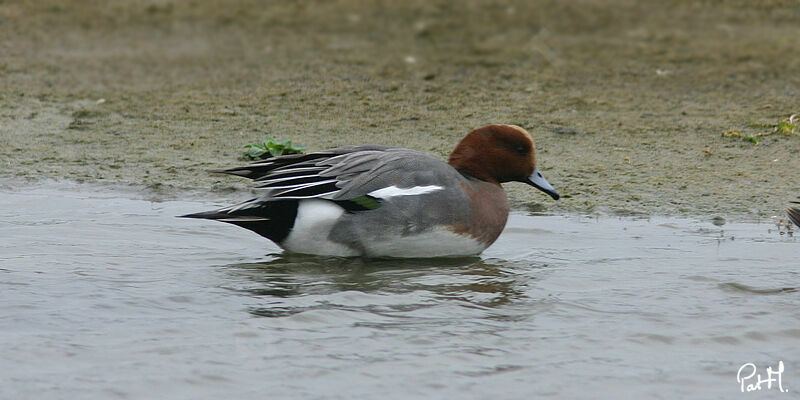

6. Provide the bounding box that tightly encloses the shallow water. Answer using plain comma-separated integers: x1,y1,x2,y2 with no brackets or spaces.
1,183,798,399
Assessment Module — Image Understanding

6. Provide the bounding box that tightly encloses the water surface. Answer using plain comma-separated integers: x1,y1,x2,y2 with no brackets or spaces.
1,183,798,399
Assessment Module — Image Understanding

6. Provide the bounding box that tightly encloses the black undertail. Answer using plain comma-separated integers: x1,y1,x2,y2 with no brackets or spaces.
180,200,299,244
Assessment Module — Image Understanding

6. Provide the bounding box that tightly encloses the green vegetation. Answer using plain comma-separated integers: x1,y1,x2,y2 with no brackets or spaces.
243,136,307,160
723,114,799,144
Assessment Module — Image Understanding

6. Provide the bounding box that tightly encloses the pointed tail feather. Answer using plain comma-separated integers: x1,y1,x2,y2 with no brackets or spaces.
179,210,270,222
179,200,299,244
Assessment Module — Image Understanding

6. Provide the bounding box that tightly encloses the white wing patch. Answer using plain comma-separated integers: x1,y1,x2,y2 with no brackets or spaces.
367,185,444,199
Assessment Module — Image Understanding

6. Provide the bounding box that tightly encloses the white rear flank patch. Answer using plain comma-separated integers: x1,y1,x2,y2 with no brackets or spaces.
368,185,444,199
281,199,359,257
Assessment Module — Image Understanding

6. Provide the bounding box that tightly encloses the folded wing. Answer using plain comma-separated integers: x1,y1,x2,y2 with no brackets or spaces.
214,145,450,202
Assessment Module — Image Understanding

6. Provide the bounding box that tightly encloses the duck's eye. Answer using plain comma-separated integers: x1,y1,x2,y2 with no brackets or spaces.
513,146,528,155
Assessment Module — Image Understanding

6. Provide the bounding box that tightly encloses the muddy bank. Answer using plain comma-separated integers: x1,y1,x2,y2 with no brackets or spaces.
1,0,799,218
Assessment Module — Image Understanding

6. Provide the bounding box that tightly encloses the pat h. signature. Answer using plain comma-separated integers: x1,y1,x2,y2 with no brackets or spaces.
737,361,787,393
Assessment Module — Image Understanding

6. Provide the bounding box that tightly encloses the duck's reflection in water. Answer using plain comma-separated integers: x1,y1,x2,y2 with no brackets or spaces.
219,254,545,317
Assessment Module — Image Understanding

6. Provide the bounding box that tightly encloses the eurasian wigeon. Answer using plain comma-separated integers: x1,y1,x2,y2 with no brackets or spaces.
788,199,800,227
183,124,559,257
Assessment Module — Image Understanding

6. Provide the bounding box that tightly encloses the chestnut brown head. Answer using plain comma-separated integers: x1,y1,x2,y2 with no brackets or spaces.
448,124,559,200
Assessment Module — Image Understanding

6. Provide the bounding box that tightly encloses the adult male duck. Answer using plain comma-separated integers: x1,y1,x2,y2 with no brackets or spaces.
788,199,800,228
183,124,559,257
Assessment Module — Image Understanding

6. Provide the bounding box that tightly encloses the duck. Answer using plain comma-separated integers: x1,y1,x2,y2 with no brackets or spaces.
788,199,800,228
182,124,559,257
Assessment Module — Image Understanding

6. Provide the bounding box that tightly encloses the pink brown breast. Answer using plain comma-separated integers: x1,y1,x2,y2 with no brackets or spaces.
448,179,510,246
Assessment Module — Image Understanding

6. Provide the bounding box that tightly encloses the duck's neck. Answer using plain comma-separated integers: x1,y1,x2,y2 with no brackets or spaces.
448,137,501,185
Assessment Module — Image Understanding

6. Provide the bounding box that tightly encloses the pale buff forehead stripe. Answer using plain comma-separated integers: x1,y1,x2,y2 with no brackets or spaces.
498,124,536,164
499,124,533,140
